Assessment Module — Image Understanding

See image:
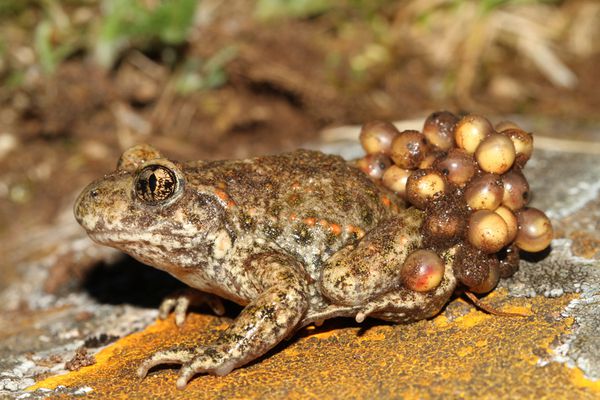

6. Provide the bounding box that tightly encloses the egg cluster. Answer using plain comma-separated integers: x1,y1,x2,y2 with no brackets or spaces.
357,111,553,295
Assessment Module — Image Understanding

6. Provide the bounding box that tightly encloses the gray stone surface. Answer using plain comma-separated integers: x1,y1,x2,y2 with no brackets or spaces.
502,239,600,379
503,145,600,381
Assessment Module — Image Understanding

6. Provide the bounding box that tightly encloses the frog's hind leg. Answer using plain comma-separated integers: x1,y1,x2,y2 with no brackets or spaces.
320,211,423,307
355,256,457,324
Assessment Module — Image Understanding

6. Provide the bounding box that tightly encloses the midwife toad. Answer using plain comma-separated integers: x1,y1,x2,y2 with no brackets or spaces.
74,145,457,389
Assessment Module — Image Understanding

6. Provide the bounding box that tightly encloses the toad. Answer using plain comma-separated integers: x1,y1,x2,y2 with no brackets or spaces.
74,144,457,388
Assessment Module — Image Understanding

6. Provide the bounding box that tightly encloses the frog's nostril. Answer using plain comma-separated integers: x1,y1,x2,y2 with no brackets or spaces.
90,189,99,199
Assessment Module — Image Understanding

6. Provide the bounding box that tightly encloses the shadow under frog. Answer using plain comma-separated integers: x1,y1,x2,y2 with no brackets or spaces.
74,144,457,389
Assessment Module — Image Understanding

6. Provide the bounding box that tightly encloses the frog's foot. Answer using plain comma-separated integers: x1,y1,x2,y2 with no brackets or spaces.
354,291,433,324
136,346,241,390
355,295,399,323
158,289,225,327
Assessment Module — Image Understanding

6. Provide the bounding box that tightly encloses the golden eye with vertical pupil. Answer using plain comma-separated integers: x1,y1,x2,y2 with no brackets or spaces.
135,165,178,204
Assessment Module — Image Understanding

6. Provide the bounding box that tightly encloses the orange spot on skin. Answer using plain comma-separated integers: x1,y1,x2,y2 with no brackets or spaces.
381,196,392,207
303,217,317,226
319,219,329,228
330,223,342,236
291,181,302,190
214,189,236,208
289,213,298,221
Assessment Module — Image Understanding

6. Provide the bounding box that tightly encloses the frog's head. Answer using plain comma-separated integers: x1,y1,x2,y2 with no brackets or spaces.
74,145,229,271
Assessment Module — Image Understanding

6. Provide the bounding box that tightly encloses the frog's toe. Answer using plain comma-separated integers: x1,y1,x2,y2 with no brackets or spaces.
205,295,226,316
136,348,194,378
175,355,215,389
355,303,379,323
175,353,236,389
158,297,182,321
158,289,226,326
176,366,197,390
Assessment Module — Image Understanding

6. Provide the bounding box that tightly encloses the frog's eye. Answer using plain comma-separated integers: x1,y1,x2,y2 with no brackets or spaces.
135,165,178,204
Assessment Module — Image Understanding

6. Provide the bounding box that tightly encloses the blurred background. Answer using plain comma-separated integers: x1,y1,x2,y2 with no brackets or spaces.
0,0,598,283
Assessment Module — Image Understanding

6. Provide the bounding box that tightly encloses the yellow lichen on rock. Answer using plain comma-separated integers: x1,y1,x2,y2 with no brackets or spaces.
27,293,600,399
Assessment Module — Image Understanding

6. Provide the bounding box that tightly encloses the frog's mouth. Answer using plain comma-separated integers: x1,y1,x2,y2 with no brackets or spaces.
88,230,209,272
88,230,196,250
87,231,138,246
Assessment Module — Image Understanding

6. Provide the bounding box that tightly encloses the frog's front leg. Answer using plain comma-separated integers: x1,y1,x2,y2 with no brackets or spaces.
137,252,309,389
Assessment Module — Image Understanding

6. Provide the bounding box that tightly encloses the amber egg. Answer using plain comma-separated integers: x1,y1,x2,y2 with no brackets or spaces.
468,210,509,253
515,207,553,252
497,244,520,278
500,128,533,167
391,130,429,169
434,149,477,188
455,114,493,154
382,165,412,197
356,153,393,179
464,174,504,211
359,121,400,155
401,249,445,292
423,111,459,151
454,244,499,288
422,205,467,245
475,133,516,174
501,168,530,210
419,151,444,169
469,263,500,294
406,169,447,209
494,206,518,243
495,120,520,131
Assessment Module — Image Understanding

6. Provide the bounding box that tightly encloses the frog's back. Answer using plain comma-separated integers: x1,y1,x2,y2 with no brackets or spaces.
184,150,403,273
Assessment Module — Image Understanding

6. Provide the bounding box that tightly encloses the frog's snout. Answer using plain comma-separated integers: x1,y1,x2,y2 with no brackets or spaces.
73,182,102,229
